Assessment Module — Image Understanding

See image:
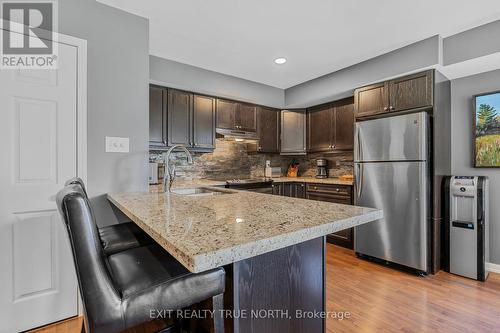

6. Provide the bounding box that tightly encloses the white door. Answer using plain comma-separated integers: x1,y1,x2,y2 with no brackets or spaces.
0,41,80,332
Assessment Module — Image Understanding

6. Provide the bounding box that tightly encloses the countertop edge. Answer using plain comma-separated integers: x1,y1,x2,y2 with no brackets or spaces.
190,209,382,273
107,194,198,271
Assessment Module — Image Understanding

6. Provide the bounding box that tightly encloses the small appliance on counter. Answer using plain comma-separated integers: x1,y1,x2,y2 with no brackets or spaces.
316,158,328,179
149,162,165,185
265,160,282,178
443,176,489,281
149,162,158,184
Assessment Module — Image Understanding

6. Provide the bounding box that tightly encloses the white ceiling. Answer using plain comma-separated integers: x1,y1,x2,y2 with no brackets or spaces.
97,0,500,89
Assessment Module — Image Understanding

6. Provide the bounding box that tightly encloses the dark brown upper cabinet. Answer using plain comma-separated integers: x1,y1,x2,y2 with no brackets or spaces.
193,94,216,149
149,85,215,151
256,107,280,153
354,70,434,118
167,89,192,146
149,86,167,147
236,103,257,132
354,82,389,118
333,102,355,151
307,99,354,153
216,99,257,132
216,99,237,130
280,109,307,155
389,71,433,113
307,104,334,152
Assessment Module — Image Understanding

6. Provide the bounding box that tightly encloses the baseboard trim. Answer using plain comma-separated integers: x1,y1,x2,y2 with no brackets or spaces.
486,262,500,274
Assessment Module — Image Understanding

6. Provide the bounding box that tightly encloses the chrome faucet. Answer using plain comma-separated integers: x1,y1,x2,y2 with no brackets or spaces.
163,145,193,192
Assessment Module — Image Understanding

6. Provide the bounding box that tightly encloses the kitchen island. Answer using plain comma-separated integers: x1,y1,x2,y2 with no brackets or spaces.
108,187,382,332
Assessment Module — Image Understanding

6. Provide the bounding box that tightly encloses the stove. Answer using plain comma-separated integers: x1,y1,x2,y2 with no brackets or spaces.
224,178,274,193
225,178,272,185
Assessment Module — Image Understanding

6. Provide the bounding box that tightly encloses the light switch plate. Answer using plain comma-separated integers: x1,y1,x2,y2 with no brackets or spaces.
105,136,129,153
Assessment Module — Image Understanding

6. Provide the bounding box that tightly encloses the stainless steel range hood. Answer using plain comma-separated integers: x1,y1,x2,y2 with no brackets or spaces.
216,128,259,142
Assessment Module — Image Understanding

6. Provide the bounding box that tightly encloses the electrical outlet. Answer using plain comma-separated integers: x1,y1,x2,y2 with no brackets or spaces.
105,136,129,153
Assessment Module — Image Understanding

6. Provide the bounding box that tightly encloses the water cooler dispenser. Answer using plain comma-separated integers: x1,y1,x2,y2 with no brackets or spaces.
443,176,489,281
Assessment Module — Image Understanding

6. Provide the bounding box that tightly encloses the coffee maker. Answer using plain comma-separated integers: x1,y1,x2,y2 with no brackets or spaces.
316,158,328,179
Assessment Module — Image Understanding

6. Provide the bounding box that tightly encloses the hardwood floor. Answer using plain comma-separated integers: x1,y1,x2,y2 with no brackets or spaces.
326,244,500,333
27,316,83,333
27,244,500,333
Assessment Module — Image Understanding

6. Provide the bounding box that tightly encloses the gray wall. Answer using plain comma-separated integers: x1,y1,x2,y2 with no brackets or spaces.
443,20,500,66
451,69,500,264
285,36,440,108
59,0,150,225
150,56,284,108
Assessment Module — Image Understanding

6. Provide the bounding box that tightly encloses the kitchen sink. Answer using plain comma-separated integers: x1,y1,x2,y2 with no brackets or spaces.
170,187,229,196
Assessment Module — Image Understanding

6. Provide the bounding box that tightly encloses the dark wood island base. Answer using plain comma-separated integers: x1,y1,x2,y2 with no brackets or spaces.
223,237,326,333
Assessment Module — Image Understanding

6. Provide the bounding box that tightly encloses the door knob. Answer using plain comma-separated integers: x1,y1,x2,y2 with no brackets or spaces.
384,107,389,111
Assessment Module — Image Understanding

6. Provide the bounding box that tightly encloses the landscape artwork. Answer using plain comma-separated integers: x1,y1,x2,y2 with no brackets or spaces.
474,91,500,167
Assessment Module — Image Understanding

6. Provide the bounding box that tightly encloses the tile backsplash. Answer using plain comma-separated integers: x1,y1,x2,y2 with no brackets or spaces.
150,139,353,180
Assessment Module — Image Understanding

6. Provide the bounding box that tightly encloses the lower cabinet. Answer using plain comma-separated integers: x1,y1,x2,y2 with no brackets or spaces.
272,182,306,198
306,183,354,249
271,181,354,249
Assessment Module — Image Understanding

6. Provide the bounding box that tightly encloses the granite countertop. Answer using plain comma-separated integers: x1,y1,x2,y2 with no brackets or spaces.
270,177,354,186
108,187,381,273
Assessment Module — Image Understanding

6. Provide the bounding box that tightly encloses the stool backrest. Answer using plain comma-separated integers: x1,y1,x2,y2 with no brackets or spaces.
56,185,123,332
65,177,88,196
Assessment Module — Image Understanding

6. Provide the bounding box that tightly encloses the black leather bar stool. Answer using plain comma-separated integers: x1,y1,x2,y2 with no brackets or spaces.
64,177,154,255
56,185,225,333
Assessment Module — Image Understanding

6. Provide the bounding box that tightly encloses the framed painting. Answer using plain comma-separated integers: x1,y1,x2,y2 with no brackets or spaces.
473,91,500,167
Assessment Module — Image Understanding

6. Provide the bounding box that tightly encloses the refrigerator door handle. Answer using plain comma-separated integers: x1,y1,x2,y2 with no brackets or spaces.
355,125,363,162
356,163,363,201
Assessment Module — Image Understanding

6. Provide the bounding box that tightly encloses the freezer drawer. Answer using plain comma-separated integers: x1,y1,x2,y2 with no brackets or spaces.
354,161,429,272
354,112,428,162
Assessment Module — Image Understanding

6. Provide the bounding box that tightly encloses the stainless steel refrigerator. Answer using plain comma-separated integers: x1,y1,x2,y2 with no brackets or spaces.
354,112,430,273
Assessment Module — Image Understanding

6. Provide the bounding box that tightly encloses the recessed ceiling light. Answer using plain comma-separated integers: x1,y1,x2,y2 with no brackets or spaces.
274,57,287,65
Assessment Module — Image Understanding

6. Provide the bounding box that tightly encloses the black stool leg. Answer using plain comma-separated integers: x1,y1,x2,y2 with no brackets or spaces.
211,294,224,333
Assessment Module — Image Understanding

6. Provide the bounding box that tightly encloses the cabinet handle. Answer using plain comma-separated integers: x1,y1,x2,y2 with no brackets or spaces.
384,107,389,111
389,106,395,111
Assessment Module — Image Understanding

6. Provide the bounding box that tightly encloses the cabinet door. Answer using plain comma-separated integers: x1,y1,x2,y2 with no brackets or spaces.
167,89,192,146
272,183,283,195
306,185,354,249
236,103,257,132
282,183,294,197
333,103,354,151
389,70,433,112
193,95,215,149
294,183,306,198
307,104,334,152
149,86,167,146
257,107,279,153
216,99,237,130
354,82,389,118
280,109,306,155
